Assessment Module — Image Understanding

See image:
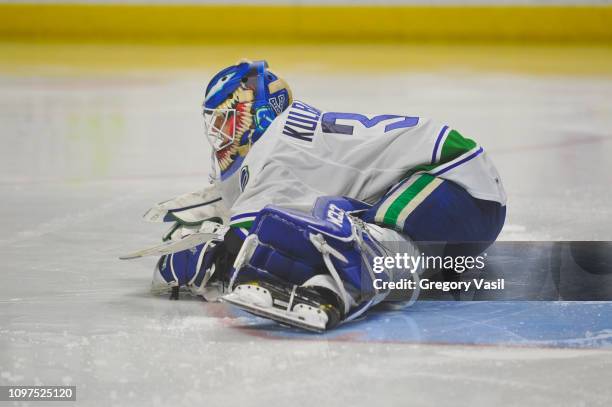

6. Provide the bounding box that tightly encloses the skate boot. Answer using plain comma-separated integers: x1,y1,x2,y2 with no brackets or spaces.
223,276,343,333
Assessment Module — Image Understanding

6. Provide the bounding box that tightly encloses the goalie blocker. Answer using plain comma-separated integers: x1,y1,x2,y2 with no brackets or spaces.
222,196,421,332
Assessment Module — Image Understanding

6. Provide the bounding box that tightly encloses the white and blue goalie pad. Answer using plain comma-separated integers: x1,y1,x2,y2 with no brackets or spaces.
227,196,400,320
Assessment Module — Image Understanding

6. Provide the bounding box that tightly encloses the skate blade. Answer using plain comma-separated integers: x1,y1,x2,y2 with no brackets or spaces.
222,292,327,333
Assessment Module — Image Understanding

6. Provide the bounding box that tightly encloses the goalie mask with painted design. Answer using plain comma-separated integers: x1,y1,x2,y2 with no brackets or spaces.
203,60,292,180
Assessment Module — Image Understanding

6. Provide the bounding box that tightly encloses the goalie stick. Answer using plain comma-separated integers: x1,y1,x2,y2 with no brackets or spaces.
118,232,219,260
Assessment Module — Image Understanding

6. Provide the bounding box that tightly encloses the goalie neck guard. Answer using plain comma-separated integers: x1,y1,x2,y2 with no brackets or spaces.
203,60,292,181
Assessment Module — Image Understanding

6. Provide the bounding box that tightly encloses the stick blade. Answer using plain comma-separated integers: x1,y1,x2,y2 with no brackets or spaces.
119,232,218,260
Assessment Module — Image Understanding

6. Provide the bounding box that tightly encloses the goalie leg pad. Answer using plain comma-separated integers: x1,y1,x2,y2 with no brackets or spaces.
226,196,417,328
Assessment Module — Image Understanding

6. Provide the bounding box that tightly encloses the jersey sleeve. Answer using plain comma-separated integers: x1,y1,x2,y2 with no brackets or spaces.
228,158,320,232
409,126,506,204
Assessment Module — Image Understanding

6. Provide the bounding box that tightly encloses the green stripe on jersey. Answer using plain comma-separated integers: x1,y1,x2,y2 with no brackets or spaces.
440,129,477,162
396,130,478,181
383,173,437,226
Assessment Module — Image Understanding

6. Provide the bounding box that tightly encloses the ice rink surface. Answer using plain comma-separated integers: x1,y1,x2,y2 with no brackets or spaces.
1,45,612,406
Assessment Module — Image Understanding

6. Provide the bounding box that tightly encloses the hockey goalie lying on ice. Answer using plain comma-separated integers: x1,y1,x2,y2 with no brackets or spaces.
125,60,507,332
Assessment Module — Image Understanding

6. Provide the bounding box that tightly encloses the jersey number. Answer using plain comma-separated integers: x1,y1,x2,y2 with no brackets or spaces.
321,112,419,135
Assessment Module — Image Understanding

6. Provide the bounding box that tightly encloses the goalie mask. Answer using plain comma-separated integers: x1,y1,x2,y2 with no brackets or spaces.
203,60,292,181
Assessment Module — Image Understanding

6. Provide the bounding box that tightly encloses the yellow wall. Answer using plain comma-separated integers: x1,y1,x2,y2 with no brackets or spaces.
0,4,611,43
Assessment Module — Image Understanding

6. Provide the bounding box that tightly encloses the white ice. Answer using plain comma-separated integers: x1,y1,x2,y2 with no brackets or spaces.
1,70,612,406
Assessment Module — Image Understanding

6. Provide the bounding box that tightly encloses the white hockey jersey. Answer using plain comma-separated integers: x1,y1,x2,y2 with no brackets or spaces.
215,101,506,229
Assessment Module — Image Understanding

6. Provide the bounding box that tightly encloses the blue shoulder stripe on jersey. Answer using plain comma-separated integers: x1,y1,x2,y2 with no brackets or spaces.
431,125,449,164
431,146,484,176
